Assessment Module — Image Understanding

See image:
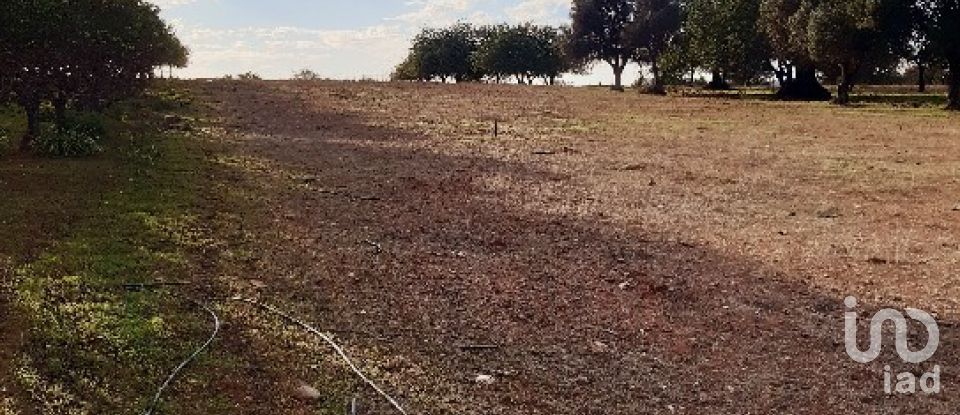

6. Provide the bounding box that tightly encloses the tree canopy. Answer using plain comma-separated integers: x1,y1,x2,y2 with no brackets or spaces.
626,0,682,93
394,23,576,85
0,0,187,148
685,0,771,88
388,0,960,109
569,0,637,89
801,0,916,103
926,0,960,108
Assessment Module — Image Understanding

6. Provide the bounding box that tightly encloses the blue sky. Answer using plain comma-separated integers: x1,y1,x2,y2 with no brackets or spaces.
151,0,641,85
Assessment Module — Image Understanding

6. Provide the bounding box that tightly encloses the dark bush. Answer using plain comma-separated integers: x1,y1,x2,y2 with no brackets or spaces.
64,112,108,138
34,124,102,157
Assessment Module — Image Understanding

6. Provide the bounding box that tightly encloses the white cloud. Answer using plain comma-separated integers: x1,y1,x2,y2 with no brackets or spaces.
147,0,202,9
389,0,485,26
161,1,637,85
170,22,410,80
505,0,569,24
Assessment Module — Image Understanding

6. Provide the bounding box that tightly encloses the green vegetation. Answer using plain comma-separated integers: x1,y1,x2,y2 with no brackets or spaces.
685,0,768,89
0,0,187,150
391,0,960,109
32,124,104,158
392,23,575,84
0,88,225,414
568,0,636,89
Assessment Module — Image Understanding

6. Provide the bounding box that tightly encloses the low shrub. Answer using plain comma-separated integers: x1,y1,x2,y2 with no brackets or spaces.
33,125,103,157
65,112,108,138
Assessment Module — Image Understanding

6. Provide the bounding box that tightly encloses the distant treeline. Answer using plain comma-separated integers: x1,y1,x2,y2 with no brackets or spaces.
393,0,960,109
392,24,578,85
0,0,187,150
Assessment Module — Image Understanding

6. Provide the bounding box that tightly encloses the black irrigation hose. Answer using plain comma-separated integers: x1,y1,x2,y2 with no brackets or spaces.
143,298,221,415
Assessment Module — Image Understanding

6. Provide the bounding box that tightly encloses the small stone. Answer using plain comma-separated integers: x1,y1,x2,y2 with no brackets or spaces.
618,281,631,290
590,340,610,353
952,204,960,212
475,374,495,385
816,207,840,218
867,257,888,265
294,384,322,401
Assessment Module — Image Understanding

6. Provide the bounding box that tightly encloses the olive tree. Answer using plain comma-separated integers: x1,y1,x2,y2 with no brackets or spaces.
411,24,481,83
685,0,771,89
626,0,682,93
803,0,915,104
759,0,832,100
0,0,186,149
927,0,960,109
569,0,637,90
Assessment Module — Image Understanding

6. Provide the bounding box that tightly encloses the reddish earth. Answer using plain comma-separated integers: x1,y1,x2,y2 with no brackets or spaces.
189,80,960,414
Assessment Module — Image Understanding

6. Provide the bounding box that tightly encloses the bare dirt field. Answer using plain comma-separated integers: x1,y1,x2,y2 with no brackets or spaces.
189,80,960,414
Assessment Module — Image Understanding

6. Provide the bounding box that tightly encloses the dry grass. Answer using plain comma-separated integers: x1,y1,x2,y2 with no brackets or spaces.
190,80,960,414
263,81,960,314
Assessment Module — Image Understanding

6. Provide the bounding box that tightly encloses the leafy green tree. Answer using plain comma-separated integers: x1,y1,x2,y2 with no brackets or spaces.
910,0,939,93
473,24,535,83
686,0,771,89
569,0,637,90
759,0,832,100
927,0,960,109
803,0,915,104
0,0,60,145
391,52,423,81
626,0,682,93
659,31,703,85
532,25,578,85
472,24,573,85
0,0,186,150
412,24,481,83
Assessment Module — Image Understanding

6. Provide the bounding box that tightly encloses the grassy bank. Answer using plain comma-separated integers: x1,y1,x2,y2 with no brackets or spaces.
0,88,227,414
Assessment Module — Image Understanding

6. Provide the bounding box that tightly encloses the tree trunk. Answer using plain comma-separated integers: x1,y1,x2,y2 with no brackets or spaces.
54,94,67,130
648,59,666,95
775,65,831,101
948,60,960,110
611,63,625,91
836,82,851,105
835,65,853,105
774,66,786,87
21,100,41,151
918,61,927,93
705,69,730,90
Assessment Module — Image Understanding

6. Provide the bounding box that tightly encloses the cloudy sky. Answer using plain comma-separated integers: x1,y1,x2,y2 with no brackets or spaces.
150,0,641,85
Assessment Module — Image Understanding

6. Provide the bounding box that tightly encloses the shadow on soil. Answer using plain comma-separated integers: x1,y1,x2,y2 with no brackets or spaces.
198,80,959,415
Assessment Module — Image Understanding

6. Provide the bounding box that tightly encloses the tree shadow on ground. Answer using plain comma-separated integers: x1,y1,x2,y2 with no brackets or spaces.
197,80,959,415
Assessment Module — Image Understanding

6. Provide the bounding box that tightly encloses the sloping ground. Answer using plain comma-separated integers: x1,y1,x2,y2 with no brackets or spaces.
192,80,960,414
0,94,286,415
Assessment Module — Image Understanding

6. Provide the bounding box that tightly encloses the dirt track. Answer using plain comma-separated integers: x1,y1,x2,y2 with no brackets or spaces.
192,80,960,414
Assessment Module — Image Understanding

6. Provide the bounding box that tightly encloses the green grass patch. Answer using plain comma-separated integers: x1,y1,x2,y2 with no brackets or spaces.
0,89,225,414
